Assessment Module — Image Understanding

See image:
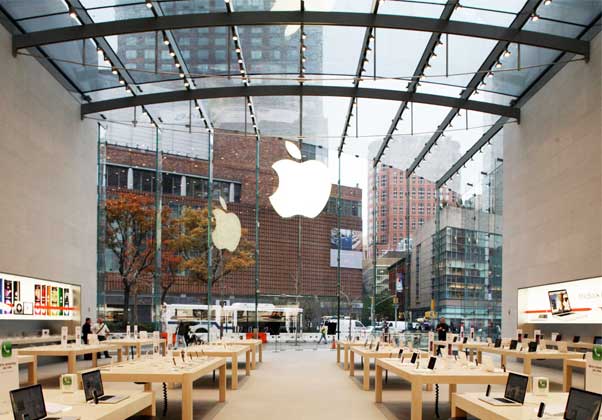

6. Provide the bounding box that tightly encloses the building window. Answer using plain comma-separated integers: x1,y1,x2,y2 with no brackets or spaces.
132,168,156,193
162,173,182,196
107,165,128,189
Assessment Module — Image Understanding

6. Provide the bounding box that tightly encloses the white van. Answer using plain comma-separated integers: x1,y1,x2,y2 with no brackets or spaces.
384,321,408,333
323,318,367,339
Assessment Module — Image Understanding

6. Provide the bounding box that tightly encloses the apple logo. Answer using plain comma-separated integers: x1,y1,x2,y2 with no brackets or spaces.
212,196,242,252
269,141,331,218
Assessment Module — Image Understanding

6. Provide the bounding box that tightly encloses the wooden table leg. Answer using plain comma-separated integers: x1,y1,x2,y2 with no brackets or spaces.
450,393,467,418
449,383,457,402
251,344,256,369
344,345,349,370
337,344,341,364
181,377,193,420
161,341,167,356
468,349,474,362
411,382,423,420
92,351,98,367
117,347,123,363
349,350,355,377
245,350,251,376
259,343,262,362
363,356,370,390
524,357,533,391
375,364,383,403
501,354,507,369
142,383,156,416
136,343,142,359
68,353,77,374
231,355,238,390
477,350,482,364
28,357,38,385
219,364,227,402
563,360,572,392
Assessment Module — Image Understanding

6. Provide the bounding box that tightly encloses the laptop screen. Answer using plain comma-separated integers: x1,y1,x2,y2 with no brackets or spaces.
10,384,47,420
564,387,602,420
81,369,105,402
504,373,528,404
549,289,572,315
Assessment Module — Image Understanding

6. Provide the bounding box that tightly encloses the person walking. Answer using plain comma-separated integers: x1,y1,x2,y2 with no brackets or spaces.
93,317,111,359
436,317,450,356
82,318,92,360
317,324,328,344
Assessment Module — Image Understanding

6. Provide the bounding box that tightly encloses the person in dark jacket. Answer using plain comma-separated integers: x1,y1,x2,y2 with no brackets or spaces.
82,317,92,360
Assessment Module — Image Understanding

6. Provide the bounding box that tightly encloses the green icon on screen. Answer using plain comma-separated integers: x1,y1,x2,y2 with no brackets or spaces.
593,345,602,361
538,379,548,389
1,341,12,358
62,376,72,386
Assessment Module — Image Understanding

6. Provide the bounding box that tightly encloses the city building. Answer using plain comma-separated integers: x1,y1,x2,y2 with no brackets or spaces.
99,131,363,324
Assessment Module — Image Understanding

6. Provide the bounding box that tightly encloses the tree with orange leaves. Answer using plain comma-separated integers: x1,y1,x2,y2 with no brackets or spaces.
105,193,167,325
169,206,254,294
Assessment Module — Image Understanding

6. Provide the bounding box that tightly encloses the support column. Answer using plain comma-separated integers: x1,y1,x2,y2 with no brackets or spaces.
207,130,214,342
336,155,341,341
153,127,162,328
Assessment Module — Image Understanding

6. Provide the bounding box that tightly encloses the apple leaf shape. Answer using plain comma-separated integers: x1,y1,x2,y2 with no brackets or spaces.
212,208,242,252
219,195,228,211
285,141,302,160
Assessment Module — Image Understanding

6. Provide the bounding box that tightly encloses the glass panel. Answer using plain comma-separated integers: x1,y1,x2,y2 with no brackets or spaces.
200,97,253,133
238,26,299,75
253,95,300,139
0,0,67,20
305,0,372,13
86,4,153,22
458,0,526,14
535,0,602,26
451,3,517,27
158,0,225,15
305,26,365,76
379,0,446,18
424,35,497,87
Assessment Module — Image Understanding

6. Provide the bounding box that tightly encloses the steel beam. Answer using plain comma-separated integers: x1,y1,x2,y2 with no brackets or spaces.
373,1,457,166
13,11,589,57
337,0,379,157
82,84,520,118
406,0,541,178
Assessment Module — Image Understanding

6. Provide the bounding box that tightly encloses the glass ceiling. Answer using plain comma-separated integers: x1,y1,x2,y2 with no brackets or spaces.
0,0,599,185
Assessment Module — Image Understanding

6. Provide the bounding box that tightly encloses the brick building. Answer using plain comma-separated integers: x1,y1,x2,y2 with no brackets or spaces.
99,130,363,324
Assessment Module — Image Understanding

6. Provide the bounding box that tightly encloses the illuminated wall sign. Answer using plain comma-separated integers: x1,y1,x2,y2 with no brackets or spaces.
517,277,602,325
329,228,363,269
0,272,81,321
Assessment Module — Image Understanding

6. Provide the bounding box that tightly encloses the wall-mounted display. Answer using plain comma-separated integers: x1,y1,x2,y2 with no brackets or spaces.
329,228,362,269
0,272,80,321
517,277,602,325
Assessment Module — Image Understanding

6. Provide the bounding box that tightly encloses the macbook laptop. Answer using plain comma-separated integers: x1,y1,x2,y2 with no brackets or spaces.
548,290,586,320
10,384,79,420
563,387,602,420
81,370,128,404
479,373,529,406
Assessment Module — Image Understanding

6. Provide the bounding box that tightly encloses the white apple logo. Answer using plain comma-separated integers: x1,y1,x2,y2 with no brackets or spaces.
269,141,331,218
212,196,242,252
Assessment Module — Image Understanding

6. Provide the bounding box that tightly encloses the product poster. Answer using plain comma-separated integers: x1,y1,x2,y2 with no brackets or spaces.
0,272,80,321
517,277,602,325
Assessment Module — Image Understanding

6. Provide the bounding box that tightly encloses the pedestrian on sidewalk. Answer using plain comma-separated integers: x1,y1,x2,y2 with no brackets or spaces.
318,324,328,344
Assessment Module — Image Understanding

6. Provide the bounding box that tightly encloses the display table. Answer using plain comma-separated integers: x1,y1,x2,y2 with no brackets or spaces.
107,337,167,358
0,335,76,346
174,344,251,390
0,388,153,420
336,340,368,370
17,354,37,385
349,345,426,391
451,392,570,420
217,339,262,369
18,343,123,374
563,357,587,392
476,347,582,389
97,356,226,420
375,358,509,420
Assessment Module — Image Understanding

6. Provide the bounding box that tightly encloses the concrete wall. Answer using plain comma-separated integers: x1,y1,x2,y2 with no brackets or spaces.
0,26,97,334
502,34,602,338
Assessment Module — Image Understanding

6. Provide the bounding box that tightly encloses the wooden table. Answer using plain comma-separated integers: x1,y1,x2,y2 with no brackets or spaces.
0,335,76,346
349,345,412,390
18,343,123,374
175,344,251,390
476,346,582,389
98,356,226,420
17,354,37,385
563,357,587,392
0,388,153,420
218,339,262,369
375,358,509,420
451,392,570,419
108,337,167,358
336,340,367,370
432,340,489,362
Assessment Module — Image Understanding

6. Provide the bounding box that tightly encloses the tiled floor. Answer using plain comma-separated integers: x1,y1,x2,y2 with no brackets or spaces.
21,343,584,419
